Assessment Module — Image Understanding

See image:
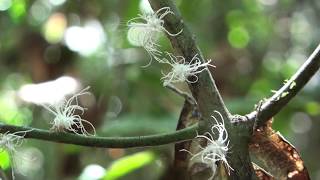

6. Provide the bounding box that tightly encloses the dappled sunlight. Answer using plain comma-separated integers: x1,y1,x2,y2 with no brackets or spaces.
79,164,106,180
43,13,67,44
18,76,79,105
64,20,106,56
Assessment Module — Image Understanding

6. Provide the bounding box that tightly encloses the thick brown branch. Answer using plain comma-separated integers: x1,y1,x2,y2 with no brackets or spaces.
148,0,257,179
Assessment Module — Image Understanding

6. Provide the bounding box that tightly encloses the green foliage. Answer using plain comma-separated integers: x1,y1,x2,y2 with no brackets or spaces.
103,151,155,180
0,150,10,170
228,26,250,48
305,102,320,116
101,114,176,136
9,0,26,23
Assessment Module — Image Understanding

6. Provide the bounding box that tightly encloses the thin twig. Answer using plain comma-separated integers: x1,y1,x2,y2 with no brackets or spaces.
0,123,198,148
165,83,197,105
246,44,320,127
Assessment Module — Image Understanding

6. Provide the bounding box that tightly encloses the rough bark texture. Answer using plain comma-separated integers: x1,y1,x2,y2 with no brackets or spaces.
148,0,257,179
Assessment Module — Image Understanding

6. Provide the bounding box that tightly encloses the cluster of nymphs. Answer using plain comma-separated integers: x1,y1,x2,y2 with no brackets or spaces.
1,87,95,179
182,111,233,179
127,7,215,86
41,86,96,136
128,6,231,178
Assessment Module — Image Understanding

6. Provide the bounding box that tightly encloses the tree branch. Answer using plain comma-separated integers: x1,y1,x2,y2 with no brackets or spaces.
246,44,320,127
148,0,229,119
165,83,196,105
148,0,256,179
0,123,198,148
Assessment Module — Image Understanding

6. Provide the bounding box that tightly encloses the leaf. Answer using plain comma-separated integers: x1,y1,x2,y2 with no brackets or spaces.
9,0,26,23
0,150,11,170
249,119,310,179
103,151,155,180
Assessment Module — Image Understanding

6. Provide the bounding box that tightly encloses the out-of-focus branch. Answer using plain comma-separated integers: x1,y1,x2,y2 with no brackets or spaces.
0,123,198,148
246,44,320,127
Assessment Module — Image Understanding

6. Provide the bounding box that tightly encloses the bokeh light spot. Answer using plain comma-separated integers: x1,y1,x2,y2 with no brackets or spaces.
49,0,66,6
43,13,67,44
0,0,12,11
79,164,106,180
305,102,320,116
18,76,79,105
9,0,26,23
64,20,106,56
290,112,312,134
30,0,51,24
228,27,250,49
0,150,11,170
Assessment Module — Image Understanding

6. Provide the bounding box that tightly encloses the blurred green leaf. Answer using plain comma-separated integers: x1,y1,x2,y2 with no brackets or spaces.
228,26,250,48
103,151,155,180
0,150,11,170
9,0,26,23
0,91,32,126
305,102,320,116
